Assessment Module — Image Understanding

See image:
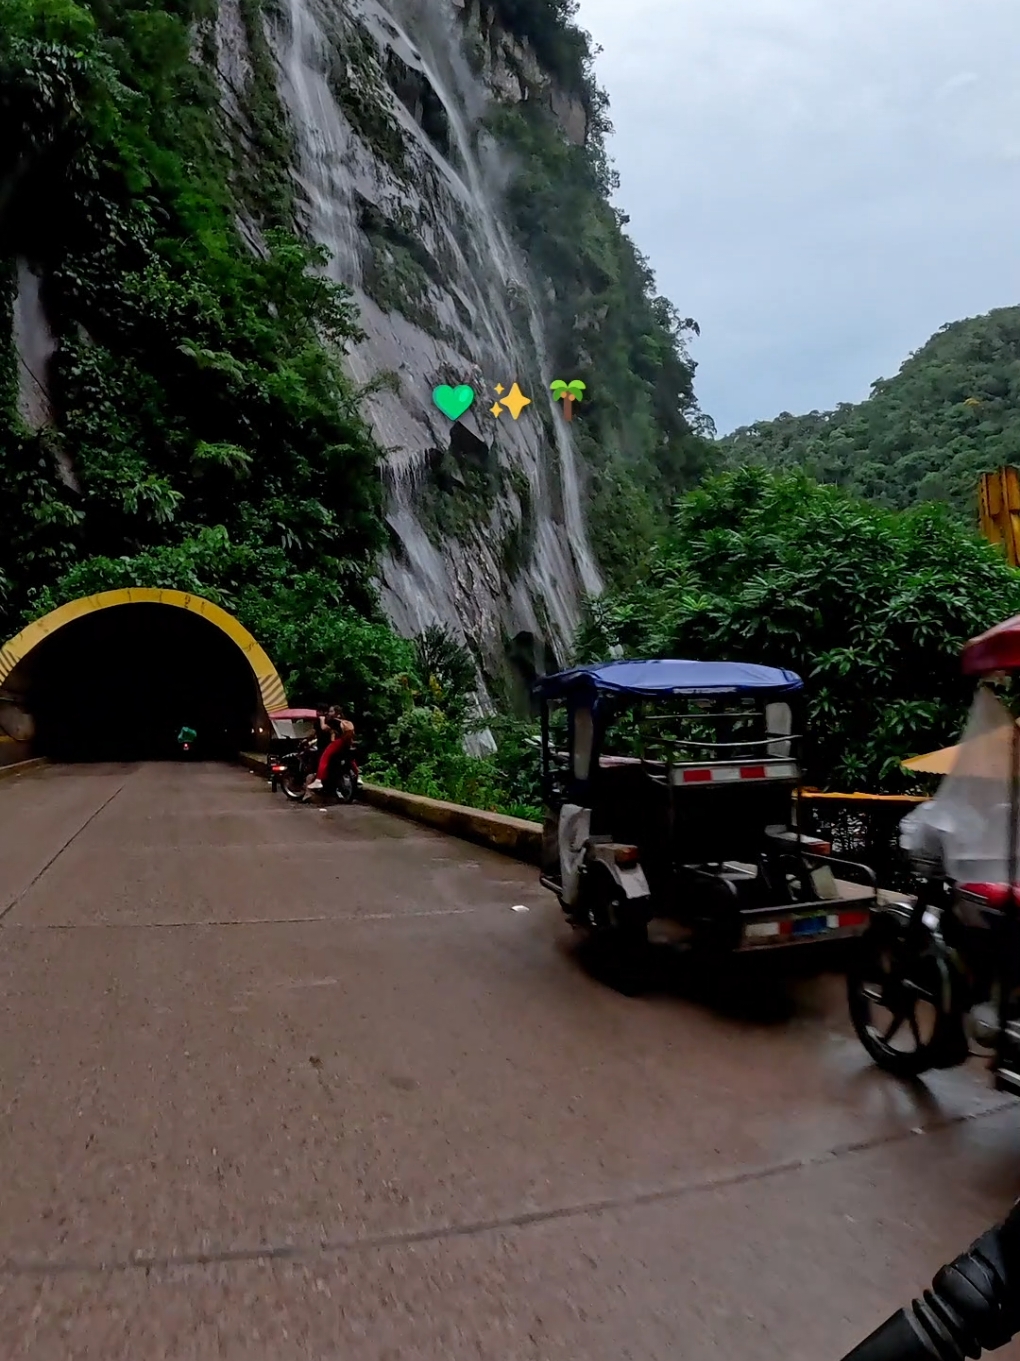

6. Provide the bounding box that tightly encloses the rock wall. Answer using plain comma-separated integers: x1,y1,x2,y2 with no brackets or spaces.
244,0,602,697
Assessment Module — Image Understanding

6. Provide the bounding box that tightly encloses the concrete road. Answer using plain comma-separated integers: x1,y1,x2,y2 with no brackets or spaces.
1,761,1019,1361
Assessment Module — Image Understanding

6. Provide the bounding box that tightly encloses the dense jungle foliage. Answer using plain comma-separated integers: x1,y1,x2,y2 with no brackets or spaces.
720,306,1020,518
578,467,1020,791
0,0,383,621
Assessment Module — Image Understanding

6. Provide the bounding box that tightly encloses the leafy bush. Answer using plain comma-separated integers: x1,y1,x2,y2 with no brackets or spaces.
0,0,383,643
577,466,1020,790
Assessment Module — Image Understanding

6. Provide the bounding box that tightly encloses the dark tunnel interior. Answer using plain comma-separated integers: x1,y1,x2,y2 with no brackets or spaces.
24,604,260,761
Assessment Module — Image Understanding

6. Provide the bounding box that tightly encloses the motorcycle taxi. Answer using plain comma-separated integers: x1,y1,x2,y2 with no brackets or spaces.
535,659,877,984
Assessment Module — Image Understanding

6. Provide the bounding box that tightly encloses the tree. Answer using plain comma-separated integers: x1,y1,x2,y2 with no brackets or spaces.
412,625,475,712
576,467,1020,790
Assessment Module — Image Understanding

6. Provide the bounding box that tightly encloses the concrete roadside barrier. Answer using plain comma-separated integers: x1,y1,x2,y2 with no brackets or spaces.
359,783,542,865
240,752,542,865
0,757,44,782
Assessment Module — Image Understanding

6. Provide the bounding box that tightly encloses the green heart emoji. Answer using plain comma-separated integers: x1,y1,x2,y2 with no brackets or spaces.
432,384,475,421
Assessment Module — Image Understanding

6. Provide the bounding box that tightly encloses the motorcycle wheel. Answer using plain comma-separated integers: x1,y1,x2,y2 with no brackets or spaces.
847,916,953,1078
281,770,306,801
336,769,356,804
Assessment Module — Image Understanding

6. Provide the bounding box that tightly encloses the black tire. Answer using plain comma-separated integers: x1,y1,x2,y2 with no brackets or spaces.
578,864,650,997
847,917,950,1078
281,770,306,801
336,769,356,804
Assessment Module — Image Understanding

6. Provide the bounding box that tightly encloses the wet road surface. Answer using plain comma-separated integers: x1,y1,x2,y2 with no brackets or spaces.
1,761,1019,1360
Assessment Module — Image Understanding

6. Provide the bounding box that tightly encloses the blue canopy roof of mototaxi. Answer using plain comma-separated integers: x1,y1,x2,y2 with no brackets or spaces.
534,659,804,702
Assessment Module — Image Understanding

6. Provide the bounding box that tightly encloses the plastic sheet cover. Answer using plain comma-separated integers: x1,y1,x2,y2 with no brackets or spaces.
900,686,1019,884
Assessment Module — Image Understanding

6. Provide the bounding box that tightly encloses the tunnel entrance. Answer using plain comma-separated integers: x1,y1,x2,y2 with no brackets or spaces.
20,603,261,761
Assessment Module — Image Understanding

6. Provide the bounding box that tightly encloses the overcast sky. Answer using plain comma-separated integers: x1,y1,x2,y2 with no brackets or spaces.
576,0,1020,434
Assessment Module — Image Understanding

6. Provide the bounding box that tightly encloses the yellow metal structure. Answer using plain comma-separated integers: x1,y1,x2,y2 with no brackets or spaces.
0,588,287,713
979,467,1020,567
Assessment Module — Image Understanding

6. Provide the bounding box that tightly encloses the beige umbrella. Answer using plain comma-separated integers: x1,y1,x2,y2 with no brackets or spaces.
901,712,1020,777
901,745,961,776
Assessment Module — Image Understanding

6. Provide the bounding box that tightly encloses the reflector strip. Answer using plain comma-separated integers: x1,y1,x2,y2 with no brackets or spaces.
835,910,869,929
744,922,781,939
677,761,798,785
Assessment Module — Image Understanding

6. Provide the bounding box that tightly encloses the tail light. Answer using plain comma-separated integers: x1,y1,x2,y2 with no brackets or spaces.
613,845,641,866
271,763,286,774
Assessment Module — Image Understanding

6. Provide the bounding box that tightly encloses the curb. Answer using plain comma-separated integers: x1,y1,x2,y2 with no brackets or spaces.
0,757,45,782
360,784,542,865
240,752,542,865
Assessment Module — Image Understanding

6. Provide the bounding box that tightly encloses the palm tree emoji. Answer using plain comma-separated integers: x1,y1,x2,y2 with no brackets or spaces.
551,379,586,421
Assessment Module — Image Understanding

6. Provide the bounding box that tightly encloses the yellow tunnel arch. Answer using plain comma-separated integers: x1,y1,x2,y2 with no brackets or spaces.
0,588,287,714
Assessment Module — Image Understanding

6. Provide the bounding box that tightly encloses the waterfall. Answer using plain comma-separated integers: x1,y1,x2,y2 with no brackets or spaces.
11,259,78,491
12,259,56,432
264,0,601,679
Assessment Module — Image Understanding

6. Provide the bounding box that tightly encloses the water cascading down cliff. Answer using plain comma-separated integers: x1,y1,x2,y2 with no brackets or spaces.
216,0,602,698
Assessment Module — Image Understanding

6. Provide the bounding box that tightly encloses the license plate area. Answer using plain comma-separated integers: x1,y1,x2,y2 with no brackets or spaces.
792,913,829,937
742,907,870,946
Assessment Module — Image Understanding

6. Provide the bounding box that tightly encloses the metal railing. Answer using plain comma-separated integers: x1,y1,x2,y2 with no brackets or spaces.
796,791,927,893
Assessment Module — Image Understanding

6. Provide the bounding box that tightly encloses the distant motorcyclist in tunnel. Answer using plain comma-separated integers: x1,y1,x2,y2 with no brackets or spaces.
305,704,356,796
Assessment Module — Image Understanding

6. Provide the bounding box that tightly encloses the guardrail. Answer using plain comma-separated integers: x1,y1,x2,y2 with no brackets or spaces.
0,757,44,783
797,791,926,893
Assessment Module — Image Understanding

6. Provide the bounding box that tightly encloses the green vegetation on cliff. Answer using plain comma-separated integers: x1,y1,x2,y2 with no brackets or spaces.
482,3,713,588
0,0,716,812
720,306,1020,517
0,0,384,634
0,0,545,811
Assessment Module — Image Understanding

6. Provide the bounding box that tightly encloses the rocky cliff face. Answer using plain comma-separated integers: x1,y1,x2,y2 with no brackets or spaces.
214,0,603,698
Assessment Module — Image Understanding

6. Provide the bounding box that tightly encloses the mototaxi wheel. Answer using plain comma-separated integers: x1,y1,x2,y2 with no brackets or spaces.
335,768,356,804
576,862,651,998
847,913,958,1078
281,769,306,801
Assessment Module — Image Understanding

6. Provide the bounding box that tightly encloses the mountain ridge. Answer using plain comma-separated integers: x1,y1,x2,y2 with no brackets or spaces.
719,303,1020,516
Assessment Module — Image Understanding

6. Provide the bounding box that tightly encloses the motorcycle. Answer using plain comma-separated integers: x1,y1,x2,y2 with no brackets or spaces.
847,615,1020,1095
840,1196,1020,1360
272,736,358,804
